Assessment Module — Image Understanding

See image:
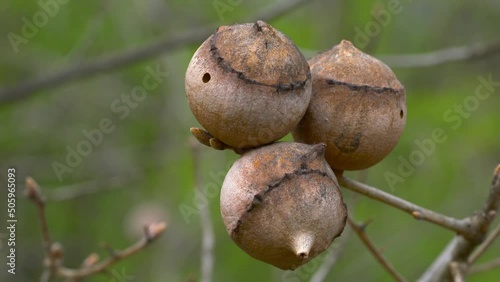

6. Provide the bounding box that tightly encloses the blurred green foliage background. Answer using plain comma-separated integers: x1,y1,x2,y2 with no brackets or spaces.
0,0,499,281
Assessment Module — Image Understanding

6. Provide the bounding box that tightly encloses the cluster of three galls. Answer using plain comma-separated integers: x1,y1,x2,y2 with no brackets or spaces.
185,20,406,270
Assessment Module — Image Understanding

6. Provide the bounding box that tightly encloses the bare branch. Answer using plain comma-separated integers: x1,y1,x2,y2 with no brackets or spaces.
57,222,166,279
190,138,215,282
0,27,210,104
81,253,100,268
347,217,407,282
419,164,500,282
449,262,466,282
468,224,500,264
0,0,311,104
25,178,52,258
418,237,472,282
379,38,500,68
339,177,474,238
468,258,500,274
483,164,500,217
25,177,166,281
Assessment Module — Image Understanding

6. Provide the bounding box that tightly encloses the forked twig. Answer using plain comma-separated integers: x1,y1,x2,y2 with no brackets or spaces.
419,164,500,282
56,222,166,280
468,223,500,264
25,177,166,281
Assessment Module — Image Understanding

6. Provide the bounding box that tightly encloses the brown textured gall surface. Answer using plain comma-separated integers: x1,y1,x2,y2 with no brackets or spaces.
220,142,347,270
185,21,312,149
293,40,407,171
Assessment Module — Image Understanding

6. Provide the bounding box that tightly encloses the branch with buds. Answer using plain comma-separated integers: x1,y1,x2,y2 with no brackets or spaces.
25,177,167,282
337,164,500,281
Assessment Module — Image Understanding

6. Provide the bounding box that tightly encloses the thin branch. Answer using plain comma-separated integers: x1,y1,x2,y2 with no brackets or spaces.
309,226,351,282
190,138,215,282
419,164,500,282
57,222,166,279
347,217,407,282
378,38,500,68
0,0,311,104
468,224,500,264
45,172,141,201
25,178,52,259
339,177,474,239
468,258,500,274
25,177,166,281
418,237,472,282
449,262,466,282
0,27,210,104
26,177,64,282
483,164,500,218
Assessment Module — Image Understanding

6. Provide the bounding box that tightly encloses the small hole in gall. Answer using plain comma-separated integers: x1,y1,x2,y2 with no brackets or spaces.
202,73,211,83
400,109,404,119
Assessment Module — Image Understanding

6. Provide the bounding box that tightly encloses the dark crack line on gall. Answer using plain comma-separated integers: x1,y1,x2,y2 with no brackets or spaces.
326,79,404,94
232,169,329,235
209,32,311,93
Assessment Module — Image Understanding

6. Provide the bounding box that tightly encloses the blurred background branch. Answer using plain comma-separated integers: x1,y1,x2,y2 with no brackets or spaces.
25,177,166,282
191,139,215,282
379,38,500,68
0,0,310,104
469,258,500,274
